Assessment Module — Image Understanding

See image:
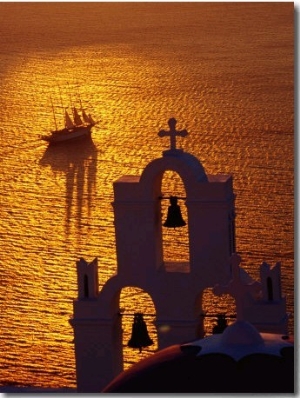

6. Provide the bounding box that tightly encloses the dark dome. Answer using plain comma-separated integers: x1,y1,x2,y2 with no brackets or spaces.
103,323,294,393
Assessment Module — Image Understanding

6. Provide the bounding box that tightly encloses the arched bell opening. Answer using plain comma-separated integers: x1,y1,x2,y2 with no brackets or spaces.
160,170,190,272
119,286,158,371
201,288,236,335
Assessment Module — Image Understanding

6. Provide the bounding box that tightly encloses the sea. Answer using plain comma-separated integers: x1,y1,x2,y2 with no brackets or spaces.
0,2,294,390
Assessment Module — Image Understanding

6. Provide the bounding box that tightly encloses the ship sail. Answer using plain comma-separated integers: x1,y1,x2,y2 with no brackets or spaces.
87,114,96,125
82,109,91,124
73,107,83,126
65,110,75,129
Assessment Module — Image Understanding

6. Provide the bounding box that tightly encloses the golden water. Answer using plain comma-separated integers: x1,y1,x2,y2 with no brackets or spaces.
0,3,293,389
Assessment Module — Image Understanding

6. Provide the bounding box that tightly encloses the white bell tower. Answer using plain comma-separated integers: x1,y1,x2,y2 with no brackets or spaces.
70,118,236,392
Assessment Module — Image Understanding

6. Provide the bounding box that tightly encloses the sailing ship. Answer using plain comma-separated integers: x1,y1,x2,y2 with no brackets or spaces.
41,99,97,144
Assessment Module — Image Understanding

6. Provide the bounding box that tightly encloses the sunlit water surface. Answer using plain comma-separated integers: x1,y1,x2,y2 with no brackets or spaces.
0,3,293,389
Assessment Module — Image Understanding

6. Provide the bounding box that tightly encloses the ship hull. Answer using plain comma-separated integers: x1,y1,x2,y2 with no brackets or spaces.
41,125,92,144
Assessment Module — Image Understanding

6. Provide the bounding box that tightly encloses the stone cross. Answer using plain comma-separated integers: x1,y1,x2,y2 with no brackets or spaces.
213,254,261,321
158,118,188,151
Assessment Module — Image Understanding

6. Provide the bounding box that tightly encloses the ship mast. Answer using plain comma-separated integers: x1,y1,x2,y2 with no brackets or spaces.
50,95,58,131
58,85,66,128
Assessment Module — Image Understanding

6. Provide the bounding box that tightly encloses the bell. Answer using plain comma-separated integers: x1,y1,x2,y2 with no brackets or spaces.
212,313,228,334
127,313,154,353
163,196,186,228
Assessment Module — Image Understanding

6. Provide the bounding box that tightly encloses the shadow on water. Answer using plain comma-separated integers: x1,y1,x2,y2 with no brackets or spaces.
39,137,99,237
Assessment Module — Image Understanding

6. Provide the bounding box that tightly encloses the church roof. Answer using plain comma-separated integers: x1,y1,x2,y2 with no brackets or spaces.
103,322,294,393
183,320,293,360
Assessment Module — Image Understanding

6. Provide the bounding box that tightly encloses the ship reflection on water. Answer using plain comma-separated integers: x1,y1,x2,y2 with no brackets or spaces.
39,137,98,240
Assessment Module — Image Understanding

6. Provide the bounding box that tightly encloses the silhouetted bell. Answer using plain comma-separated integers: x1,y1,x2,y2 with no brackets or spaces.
128,313,154,353
163,196,186,228
212,313,228,334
